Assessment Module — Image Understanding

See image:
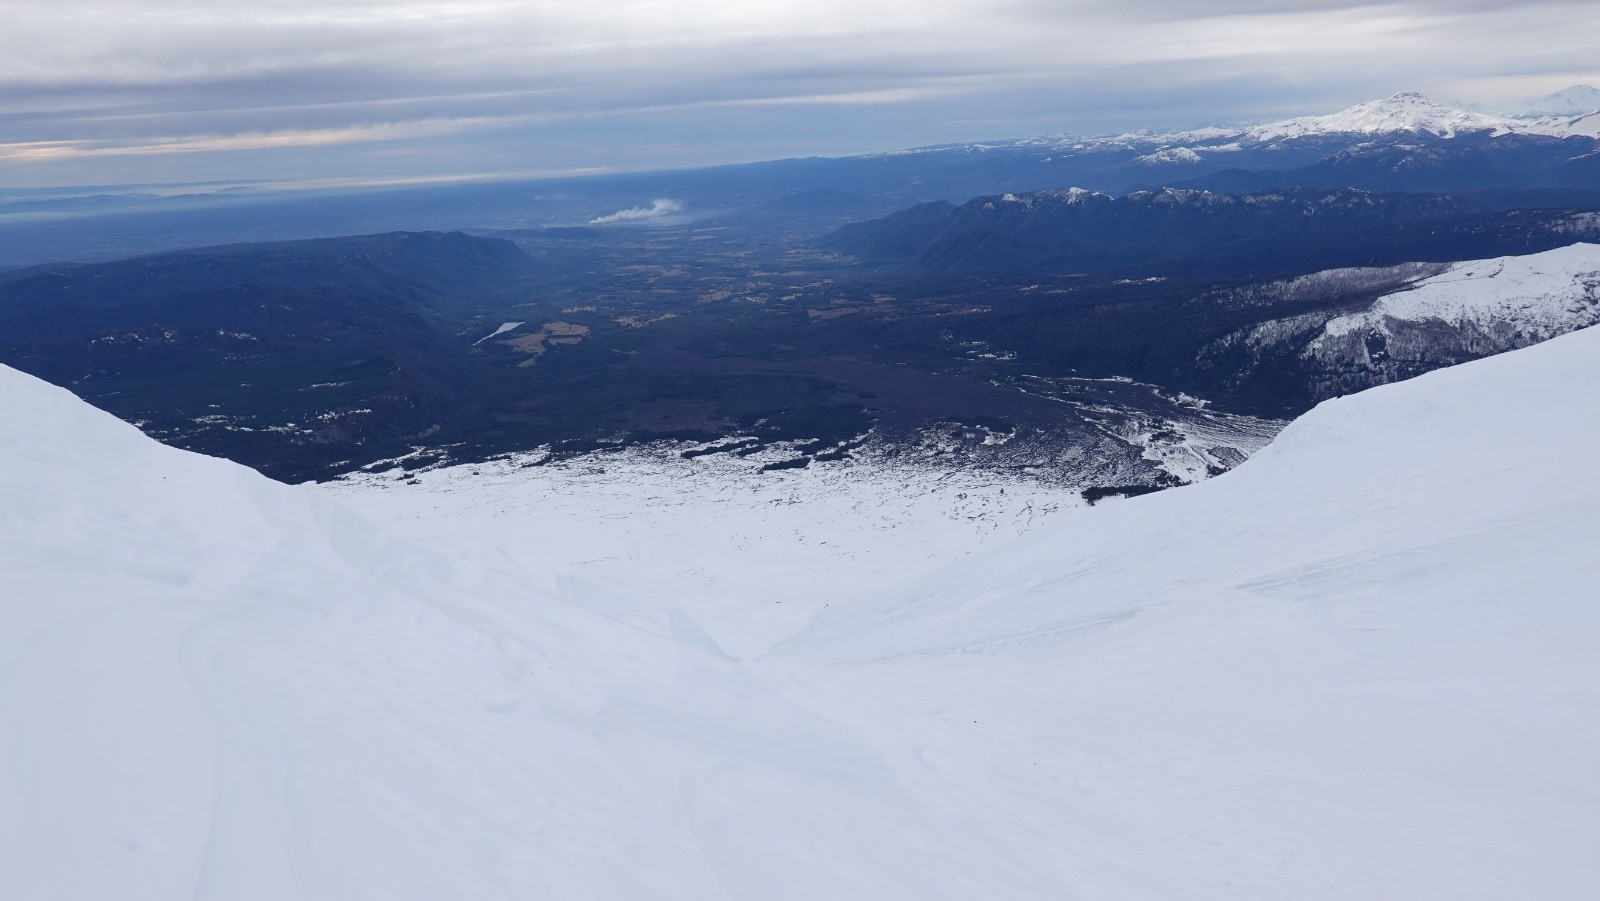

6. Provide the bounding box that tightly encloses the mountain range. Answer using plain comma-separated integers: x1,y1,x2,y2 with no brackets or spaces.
823,185,1600,275
5,90,1600,269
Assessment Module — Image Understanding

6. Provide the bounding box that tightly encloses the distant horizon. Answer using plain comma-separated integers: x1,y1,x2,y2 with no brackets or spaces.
6,82,1597,195
5,0,1599,188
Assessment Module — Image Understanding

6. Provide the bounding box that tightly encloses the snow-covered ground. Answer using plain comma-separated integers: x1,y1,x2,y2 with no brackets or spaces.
320,449,1086,658
1316,242,1600,341
6,317,1600,897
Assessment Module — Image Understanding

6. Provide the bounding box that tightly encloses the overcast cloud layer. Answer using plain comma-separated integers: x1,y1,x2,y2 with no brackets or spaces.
2,0,1597,187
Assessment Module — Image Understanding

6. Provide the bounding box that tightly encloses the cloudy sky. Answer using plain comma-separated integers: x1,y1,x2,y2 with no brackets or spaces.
2,0,1597,187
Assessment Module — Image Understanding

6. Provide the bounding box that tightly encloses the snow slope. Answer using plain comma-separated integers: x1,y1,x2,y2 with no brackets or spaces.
774,325,1600,899
1318,242,1600,340
6,315,1600,898
321,449,1086,659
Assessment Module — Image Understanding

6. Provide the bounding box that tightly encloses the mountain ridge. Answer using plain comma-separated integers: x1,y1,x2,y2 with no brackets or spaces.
7,90,1600,269
874,90,1600,162
823,185,1600,275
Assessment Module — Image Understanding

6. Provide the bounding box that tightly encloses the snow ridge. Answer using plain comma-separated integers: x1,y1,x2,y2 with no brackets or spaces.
1318,242,1600,339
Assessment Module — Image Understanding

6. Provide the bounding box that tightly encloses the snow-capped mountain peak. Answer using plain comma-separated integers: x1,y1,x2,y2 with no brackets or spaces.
1246,91,1520,140
1505,83,1600,119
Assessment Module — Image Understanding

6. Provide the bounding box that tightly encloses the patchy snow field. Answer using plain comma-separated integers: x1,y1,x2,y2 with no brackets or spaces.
5,320,1600,897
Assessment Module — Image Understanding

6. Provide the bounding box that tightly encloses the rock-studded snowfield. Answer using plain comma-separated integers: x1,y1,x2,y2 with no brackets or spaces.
5,320,1600,897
